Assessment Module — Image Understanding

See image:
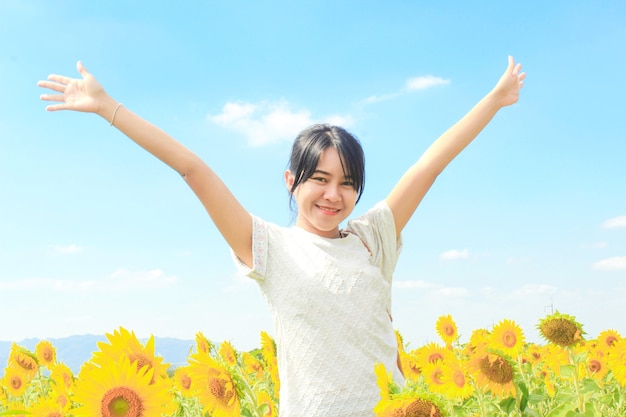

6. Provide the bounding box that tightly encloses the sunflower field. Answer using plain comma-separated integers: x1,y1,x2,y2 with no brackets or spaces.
1,311,625,417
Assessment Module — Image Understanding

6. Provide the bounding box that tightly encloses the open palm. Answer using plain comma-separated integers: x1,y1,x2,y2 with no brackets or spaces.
38,61,106,113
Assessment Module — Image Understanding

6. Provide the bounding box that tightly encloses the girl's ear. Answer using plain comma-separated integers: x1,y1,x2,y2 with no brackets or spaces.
284,170,295,192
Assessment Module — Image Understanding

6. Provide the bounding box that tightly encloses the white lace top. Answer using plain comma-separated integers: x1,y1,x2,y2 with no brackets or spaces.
233,201,405,416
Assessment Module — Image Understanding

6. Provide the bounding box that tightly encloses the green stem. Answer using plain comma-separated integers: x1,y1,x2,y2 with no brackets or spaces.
470,378,488,417
568,348,585,413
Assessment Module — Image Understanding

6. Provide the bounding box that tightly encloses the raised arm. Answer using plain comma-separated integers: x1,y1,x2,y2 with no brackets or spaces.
386,56,526,236
38,61,254,266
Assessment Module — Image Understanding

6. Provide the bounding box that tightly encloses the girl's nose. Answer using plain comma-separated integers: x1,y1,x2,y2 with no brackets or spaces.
324,184,341,201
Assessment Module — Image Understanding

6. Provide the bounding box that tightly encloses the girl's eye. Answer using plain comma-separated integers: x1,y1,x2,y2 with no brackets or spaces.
342,181,355,187
311,177,327,183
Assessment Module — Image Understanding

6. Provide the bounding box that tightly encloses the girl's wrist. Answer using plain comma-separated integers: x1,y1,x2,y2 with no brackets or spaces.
96,96,120,122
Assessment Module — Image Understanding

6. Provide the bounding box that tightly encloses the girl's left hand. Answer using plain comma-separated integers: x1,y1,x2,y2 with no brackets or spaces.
493,55,526,107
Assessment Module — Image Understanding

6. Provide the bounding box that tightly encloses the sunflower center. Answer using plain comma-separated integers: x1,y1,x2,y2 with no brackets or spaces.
404,398,443,417
432,370,444,385
588,359,602,373
42,348,54,362
16,353,37,372
181,375,192,390
428,353,444,363
502,331,517,348
453,369,466,388
479,355,514,384
444,325,455,337
606,336,618,347
63,373,72,388
10,376,22,390
128,353,151,371
101,386,145,417
540,318,582,347
208,377,226,399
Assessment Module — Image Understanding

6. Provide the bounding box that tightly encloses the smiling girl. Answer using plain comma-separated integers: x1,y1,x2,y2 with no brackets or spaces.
38,56,525,416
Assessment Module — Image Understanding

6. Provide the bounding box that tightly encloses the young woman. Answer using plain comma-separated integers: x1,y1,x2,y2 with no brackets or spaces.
38,56,525,416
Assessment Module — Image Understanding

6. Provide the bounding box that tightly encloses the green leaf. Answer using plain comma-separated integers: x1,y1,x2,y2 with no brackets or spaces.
528,393,549,404
522,408,542,417
546,403,576,417
560,364,576,379
580,378,601,395
500,397,517,413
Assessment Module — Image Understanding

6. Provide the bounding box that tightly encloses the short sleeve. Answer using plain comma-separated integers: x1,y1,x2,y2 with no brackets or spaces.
231,215,268,281
345,201,402,281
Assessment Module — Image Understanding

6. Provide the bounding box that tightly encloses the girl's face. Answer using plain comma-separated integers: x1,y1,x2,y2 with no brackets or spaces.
285,147,358,238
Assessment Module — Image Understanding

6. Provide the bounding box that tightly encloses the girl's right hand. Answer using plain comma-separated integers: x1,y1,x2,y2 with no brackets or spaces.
38,61,108,114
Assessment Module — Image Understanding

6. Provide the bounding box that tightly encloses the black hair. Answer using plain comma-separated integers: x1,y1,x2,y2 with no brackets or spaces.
287,124,365,209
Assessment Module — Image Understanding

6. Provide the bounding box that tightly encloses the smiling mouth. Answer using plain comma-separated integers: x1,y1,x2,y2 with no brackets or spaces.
317,205,340,215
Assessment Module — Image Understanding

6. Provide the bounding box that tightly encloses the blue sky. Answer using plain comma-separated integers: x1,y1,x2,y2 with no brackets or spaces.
1,1,625,352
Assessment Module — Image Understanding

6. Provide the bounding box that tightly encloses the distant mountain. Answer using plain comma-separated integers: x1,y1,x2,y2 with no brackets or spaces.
0,335,195,374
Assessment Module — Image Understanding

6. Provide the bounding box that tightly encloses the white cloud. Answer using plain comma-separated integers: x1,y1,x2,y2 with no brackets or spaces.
51,244,84,254
208,100,352,147
361,74,450,104
362,92,402,104
602,215,626,229
406,75,450,91
592,256,626,271
440,249,469,260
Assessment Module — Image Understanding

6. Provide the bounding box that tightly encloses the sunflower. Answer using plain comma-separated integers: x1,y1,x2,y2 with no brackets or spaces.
373,397,407,417
521,343,544,366
420,361,447,395
72,355,173,417
8,343,39,380
26,396,65,417
413,342,451,370
582,349,610,383
50,363,74,393
173,366,195,397
606,338,626,387
402,397,443,417
398,350,421,381
374,362,392,401
92,327,170,383
2,365,29,397
543,344,569,377
440,356,474,400
468,351,516,398
463,328,490,356
195,332,214,355
51,387,72,413
260,332,279,398
242,352,264,381
537,311,584,347
435,314,458,346
597,329,621,350
218,341,238,367
35,340,56,370
375,396,444,417
490,319,525,357
187,351,241,417
257,390,277,417
260,332,276,362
